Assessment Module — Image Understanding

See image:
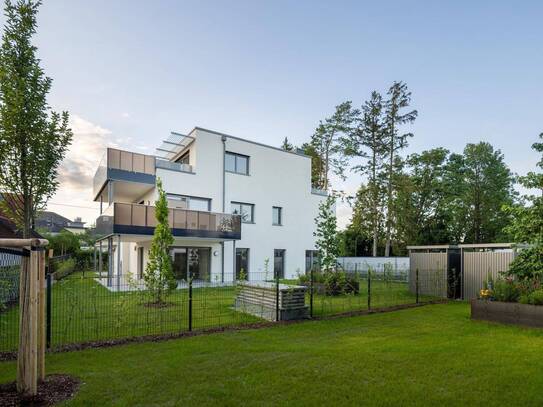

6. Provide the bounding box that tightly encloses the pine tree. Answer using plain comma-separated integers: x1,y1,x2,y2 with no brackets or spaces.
311,101,355,191
281,137,294,151
144,179,177,304
0,0,72,237
383,82,417,256
314,195,339,271
342,91,387,256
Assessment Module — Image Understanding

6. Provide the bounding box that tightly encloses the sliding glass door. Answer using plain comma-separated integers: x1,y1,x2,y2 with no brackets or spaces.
171,247,211,282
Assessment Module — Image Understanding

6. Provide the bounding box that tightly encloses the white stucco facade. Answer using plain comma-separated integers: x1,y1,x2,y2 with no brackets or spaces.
95,127,327,283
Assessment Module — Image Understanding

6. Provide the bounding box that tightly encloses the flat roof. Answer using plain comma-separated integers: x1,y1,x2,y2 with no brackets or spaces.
189,127,310,159
407,243,519,250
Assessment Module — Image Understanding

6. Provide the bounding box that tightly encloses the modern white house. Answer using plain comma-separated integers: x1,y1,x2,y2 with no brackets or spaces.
93,127,327,287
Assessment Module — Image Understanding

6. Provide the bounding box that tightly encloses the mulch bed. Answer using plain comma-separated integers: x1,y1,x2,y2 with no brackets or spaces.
0,374,80,406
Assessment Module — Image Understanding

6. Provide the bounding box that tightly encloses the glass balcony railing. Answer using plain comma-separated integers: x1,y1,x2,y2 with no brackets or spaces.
95,203,241,240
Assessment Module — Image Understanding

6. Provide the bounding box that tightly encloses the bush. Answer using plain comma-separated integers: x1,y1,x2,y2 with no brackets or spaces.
324,271,359,295
508,245,543,280
519,289,543,305
74,249,94,271
492,277,520,302
53,258,76,280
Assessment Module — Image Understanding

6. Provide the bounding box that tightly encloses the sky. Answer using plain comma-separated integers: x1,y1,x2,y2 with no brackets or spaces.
3,0,541,228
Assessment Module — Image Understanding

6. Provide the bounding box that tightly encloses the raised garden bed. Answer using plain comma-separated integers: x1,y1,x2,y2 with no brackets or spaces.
234,282,308,321
471,299,543,328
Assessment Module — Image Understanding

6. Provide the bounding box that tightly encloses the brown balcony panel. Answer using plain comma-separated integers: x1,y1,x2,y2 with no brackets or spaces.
103,203,241,239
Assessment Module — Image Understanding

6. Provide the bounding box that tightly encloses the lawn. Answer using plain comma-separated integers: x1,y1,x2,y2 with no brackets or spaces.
1,302,542,406
0,272,436,352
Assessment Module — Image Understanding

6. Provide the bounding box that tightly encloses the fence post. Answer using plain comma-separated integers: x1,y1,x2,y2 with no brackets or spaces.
416,268,420,304
275,269,280,322
188,277,193,331
309,267,314,318
46,273,52,349
367,269,371,311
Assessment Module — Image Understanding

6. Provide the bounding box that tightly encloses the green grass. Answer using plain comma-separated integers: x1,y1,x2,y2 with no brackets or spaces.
0,272,434,352
1,302,543,406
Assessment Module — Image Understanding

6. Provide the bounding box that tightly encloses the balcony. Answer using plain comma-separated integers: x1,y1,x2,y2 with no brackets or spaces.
95,203,241,240
93,148,156,200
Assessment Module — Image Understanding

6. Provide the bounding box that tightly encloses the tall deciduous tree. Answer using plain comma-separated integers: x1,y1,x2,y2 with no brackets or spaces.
144,179,177,304
383,82,417,256
394,148,451,247
311,101,354,191
0,0,72,237
342,91,387,256
314,195,339,271
446,142,515,243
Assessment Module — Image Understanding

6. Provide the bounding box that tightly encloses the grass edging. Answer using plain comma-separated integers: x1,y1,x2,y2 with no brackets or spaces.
0,300,447,362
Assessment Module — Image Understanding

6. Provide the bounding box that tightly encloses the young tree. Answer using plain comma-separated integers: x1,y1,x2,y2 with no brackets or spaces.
311,101,355,191
342,91,387,256
0,0,72,237
0,0,72,395
144,179,177,304
314,195,339,272
280,137,294,151
383,82,417,256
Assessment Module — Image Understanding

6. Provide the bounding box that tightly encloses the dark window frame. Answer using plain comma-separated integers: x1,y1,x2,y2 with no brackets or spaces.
272,206,282,226
167,193,212,212
225,151,250,175
235,248,249,280
176,151,190,165
231,201,255,223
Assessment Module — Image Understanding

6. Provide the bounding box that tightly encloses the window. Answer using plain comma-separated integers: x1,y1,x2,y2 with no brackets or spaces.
225,152,249,175
231,202,254,223
167,194,211,211
305,250,319,273
236,248,249,280
272,206,282,225
176,151,190,165
274,249,285,279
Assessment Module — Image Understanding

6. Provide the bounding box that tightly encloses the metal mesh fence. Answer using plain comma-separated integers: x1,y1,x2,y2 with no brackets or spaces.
0,267,448,353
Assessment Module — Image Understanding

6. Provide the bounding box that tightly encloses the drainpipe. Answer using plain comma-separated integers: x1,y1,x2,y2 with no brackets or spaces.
220,242,225,283
222,135,226,212
221,135,226,284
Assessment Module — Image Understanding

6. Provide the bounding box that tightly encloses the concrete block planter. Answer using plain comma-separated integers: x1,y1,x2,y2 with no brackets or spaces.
471,299,543,328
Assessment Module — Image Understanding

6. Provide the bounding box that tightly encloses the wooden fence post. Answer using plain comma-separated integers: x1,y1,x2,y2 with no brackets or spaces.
38,249,46,380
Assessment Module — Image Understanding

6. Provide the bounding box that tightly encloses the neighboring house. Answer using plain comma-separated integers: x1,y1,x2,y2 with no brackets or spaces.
93,127,327,285
36,211,86,235
0,208,42,267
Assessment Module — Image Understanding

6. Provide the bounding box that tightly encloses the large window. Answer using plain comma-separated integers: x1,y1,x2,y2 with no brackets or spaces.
236,248,249,280
272,206,282,225
274,249,285,279
167,194,211,211
305,250,320,273
231,201,254,223
171,247,211,282
225,152,249,175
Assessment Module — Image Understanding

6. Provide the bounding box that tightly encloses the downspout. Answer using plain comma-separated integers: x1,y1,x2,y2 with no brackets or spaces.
221,136,227,283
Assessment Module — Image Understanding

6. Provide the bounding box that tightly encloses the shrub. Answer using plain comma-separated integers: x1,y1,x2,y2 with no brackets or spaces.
324,271,359,295
519,289,543,305
492,277,520,302
53,258,76,280
508,245,543,281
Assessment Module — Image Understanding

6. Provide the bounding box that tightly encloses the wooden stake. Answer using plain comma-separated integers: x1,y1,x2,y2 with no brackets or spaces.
37,249,46,381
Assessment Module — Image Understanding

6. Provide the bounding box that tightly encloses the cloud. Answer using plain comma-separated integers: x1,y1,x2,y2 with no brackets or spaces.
57,115,115,194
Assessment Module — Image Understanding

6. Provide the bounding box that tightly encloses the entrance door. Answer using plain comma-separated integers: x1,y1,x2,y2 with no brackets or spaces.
274,249,285,279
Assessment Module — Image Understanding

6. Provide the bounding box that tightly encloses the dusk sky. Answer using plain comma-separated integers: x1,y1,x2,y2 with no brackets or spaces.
5,0,541,228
